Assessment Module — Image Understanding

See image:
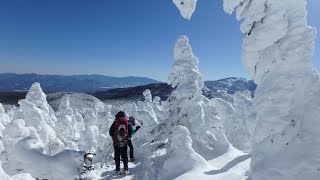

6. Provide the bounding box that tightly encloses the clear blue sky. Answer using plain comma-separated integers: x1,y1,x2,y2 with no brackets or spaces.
0,0,319,81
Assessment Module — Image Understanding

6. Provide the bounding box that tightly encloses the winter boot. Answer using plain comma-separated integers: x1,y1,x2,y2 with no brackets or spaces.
123,170,129,176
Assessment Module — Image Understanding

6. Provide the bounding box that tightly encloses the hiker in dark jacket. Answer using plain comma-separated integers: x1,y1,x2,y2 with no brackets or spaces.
109,111,129,175
127,116,141,162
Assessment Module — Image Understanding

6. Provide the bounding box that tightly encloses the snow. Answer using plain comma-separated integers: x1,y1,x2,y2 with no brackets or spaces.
173,0,319,179
0,163,33,180
167,35,230,161
211,94,251,152
172,0,197,20
18,98,63,155
0,59,251,180
176,147,250,180
0,35,252,180
79,35,250,180
160,125,207,179
82,146,250,180
4,136,85,179
0,0,317,179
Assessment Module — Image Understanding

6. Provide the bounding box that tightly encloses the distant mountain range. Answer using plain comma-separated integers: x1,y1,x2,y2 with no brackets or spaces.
92,77,256,102
0,73,256,105
0,73,160,92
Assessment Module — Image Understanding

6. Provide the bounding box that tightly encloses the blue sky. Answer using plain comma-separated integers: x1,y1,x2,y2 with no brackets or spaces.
0,0,319,81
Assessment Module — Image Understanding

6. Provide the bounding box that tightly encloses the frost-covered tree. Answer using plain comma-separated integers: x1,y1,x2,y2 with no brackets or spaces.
17,83,63,155
212,91,252,152
55,94,81,150
96,104,113,135
74,109,85,133
25,82,57,127
137,89,159,126
0,104,10,127
0,103,11,153
2,119,31,153
166,35,229,160
116,90,160,142
0,115,34,180
233,91,256,142
152,96,165,123
172,0,197,20
173,0,320,179
78,109,100,152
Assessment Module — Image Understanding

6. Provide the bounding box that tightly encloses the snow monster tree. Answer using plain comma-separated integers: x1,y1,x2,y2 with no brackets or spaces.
172,0,320,179
166,35,229,161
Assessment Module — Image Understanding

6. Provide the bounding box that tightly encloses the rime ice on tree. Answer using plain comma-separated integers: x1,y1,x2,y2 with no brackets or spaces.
166,35,229,161
174,0,320,179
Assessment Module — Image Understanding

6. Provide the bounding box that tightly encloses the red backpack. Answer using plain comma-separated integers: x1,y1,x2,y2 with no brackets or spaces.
113,117,128,147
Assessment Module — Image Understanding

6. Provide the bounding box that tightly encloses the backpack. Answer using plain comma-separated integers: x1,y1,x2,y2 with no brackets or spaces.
109,121,115,137
116,121,128,147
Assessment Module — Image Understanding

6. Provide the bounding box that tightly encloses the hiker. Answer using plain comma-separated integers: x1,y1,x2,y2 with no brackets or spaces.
109,111,129,175
127,116,141,162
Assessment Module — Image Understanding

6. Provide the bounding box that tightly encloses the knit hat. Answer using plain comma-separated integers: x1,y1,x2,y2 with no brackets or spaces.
115,111,126,119
128,116,135,122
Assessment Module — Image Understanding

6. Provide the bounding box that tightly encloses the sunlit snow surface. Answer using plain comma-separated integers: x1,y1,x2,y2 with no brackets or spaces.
0,35,253,179
1,0,318,178
174,0,320,179
83,147,250,180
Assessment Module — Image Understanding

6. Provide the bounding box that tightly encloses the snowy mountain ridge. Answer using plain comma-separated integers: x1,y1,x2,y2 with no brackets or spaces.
0,77,256,106
0,73,160,92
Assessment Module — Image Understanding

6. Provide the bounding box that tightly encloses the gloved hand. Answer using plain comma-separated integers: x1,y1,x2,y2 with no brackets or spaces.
135,126,141,131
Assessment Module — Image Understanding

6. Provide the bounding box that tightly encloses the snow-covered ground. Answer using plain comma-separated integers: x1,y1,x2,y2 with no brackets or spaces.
0,35,253,179
83,146,250,180
0,0,318,179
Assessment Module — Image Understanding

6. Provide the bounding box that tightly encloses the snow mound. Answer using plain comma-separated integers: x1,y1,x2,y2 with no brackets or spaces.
4,136,85,180
160,125,207,179
0,163,33,180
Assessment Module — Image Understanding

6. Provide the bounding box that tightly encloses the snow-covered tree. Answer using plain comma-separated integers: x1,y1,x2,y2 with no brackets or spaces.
152,96,165,123
78,109,100,152
25,82,57,127
17,83,63,155
212,91,252,152
166,35,229,160
233,91,256,142
116,90,160,142
55,94,81,150
0,104,10,127
137,89,159,126
174,0,320,179
96,104,113,135
172,0,197,20
0,103,10,153
2,119,31,153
